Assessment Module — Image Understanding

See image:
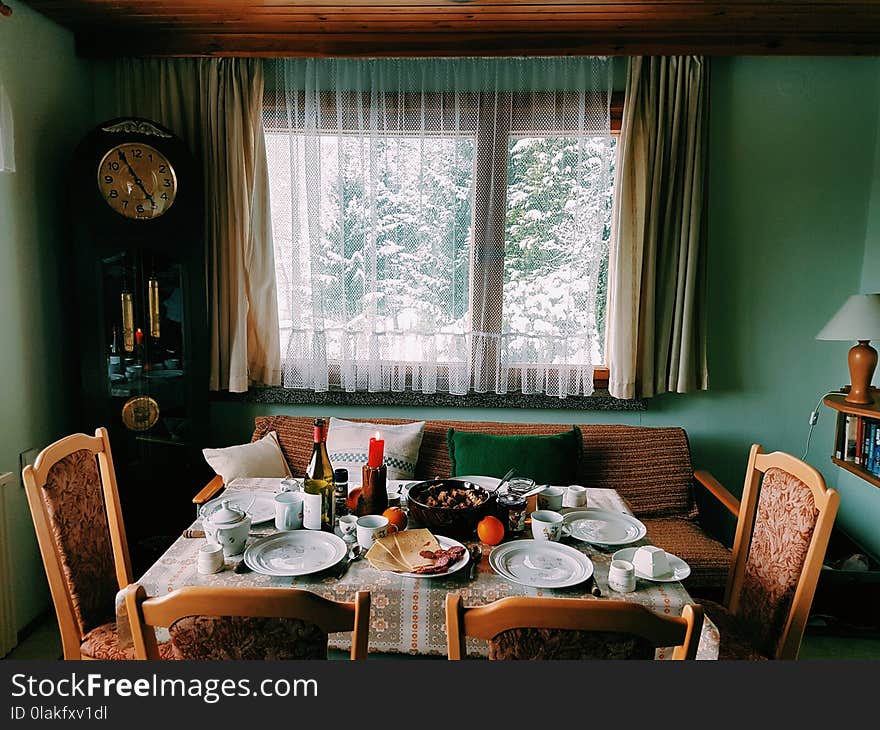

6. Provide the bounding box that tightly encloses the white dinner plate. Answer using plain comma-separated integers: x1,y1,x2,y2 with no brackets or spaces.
244,531,348,576
489,539,593,588
612,547,691,582
392,535,470,579
563,509,647,546
201,492,277,525
451,475,502,491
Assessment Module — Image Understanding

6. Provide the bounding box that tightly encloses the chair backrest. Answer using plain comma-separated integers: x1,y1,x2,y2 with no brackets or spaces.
445,594,703,660
252,416,697,518
724,444,840,659
122,585,371,660
21,427,132,659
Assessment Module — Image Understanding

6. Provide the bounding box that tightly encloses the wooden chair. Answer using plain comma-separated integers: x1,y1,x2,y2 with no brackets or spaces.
21,427,170,660
122,585,371,660
445,594,703,660
700,444,840,660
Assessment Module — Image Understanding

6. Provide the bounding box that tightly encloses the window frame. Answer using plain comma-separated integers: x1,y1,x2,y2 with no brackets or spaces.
264,90,623,393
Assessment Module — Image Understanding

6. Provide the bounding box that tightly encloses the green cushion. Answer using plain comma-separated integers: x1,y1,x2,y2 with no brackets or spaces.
447,426,582,485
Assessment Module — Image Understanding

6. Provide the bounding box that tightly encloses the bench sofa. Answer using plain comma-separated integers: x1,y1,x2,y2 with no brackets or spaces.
195,416,740,596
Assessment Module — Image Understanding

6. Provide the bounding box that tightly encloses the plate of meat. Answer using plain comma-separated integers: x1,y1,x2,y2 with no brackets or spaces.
397,536,470,578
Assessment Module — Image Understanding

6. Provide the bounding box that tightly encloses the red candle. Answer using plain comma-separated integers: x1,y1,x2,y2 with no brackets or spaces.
367,431,384,468
135,327,144,345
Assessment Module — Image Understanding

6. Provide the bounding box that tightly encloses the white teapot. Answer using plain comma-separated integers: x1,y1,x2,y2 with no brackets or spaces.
201,499,251,557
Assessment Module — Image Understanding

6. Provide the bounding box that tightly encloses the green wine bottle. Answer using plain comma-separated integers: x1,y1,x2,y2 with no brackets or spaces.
304,418,335,532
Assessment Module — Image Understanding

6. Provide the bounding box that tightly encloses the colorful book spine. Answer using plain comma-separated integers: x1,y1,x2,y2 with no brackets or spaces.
873,421,880,476
845,415,858,462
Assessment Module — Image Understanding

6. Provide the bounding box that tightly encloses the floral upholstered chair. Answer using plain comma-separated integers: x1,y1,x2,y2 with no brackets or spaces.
22,428,172,660
122,585,371,660
699,444,839,660
445,595,703,660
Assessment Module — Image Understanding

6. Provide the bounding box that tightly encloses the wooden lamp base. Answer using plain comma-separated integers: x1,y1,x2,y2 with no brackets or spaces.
845,340,878,405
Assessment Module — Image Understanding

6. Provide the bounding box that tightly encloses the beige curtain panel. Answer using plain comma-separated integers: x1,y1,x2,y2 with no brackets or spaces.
114,58,281,392
608,56,709,400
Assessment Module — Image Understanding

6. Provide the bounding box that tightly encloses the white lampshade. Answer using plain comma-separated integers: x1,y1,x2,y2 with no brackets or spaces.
816,293,880,341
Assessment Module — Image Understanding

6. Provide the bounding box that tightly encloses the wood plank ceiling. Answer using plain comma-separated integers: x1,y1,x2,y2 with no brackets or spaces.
17,0,880,58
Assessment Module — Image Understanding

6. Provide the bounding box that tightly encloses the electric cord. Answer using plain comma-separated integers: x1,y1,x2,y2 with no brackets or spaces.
803,391,843,460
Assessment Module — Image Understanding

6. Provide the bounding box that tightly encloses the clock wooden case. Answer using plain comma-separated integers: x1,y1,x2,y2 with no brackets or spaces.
70,117,212,571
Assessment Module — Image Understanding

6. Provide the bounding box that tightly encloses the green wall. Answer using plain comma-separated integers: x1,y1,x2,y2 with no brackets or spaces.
0,2,93,632
209,57,880,558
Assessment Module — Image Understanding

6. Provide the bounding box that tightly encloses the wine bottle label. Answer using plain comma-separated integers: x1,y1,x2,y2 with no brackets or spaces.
302,492,323,530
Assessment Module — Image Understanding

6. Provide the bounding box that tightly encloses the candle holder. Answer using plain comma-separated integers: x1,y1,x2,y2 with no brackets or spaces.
357,464,388,516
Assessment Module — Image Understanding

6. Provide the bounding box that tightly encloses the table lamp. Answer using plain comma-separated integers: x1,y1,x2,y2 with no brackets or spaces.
816,293,880,405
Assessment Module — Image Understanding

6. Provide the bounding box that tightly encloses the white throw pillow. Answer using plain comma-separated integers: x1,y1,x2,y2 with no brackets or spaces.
202,431,291,484
326,418,425,480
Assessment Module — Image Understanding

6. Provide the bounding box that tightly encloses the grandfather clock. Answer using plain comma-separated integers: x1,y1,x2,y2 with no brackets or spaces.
69,117,212,572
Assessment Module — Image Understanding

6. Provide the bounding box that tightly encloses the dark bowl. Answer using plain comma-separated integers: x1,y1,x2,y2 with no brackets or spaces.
405,479,495,539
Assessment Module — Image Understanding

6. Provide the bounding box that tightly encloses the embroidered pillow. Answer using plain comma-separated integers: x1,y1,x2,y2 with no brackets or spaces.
202,431,292,484
326,418,425,480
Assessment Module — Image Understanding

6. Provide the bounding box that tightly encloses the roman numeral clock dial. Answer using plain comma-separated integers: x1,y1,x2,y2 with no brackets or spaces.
97,142,177,220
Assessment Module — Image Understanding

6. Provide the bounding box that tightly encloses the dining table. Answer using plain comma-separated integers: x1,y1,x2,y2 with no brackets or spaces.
118,477,720,660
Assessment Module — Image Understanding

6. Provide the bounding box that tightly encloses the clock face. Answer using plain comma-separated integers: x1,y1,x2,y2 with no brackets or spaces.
97,142,178,220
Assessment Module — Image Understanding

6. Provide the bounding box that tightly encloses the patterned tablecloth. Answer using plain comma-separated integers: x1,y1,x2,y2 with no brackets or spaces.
125,479,720,659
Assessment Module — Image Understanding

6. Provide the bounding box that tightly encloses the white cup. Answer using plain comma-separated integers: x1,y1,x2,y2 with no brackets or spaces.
563,484,588,509
537,486,565,511
338,514,359,542
356,515,398,550
279,478,302,493
274,491,304,530
197,543,224,574
531,510,565,541
607,558,636,593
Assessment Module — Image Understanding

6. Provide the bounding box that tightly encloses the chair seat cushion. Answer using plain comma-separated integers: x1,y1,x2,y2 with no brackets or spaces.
81,622,174,660
489,627,655,660
640,517,731,591
699,599,770,660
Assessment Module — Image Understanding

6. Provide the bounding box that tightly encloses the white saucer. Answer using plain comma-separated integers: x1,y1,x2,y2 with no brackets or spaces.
612,547,691,582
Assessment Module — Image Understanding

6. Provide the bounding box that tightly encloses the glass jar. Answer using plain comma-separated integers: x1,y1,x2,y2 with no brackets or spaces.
496,492,527,537
495,478,535,538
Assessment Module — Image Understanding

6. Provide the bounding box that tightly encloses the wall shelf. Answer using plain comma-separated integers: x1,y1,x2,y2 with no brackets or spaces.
823,392,880,420
832,457,880,489
825,389,880,489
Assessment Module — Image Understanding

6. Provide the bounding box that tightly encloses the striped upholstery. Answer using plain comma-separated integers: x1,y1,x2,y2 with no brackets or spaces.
250,416,727,591
252,417,697,519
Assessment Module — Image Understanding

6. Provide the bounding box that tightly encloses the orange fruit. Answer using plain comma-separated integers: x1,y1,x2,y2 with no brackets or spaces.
383,506,408,531
346,487,363,513
477,515,505,545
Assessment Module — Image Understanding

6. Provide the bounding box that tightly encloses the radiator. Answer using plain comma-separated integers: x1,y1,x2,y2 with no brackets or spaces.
0,472,16,656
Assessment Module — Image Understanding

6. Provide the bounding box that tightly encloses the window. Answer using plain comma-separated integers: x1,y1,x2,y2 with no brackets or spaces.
264,67,619,397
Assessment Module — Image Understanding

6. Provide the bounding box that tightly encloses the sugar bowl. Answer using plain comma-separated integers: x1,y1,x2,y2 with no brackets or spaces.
201,499,251,557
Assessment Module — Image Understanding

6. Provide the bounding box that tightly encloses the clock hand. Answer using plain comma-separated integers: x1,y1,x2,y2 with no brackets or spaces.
118,150,157,207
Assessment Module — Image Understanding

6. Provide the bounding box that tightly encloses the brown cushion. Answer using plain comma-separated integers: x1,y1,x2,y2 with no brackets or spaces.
41,449,119,635
737,467,819,657
489,627,655,660
698,599,770,660
168,616,328,660
641,517,731,591
81,622,174,660
253,417,698,518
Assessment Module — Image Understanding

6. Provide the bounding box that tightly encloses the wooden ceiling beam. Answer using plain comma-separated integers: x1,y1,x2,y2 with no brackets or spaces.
74,30,880,58
16,1,880,57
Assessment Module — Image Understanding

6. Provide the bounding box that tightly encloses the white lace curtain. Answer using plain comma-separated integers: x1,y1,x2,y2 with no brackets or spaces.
265,57,613,397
